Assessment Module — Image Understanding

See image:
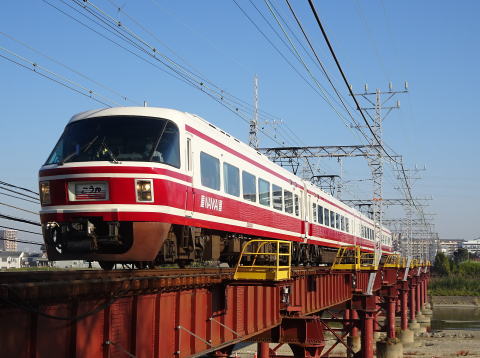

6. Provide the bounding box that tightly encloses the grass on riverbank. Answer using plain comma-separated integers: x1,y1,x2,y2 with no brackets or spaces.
430,276,480,296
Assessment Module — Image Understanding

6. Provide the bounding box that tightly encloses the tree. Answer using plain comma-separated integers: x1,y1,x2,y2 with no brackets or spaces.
433,252,451,276
453,248,469,265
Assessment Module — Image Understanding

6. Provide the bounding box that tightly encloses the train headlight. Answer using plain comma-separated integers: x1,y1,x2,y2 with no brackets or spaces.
40,181,51,205
136,179,154,202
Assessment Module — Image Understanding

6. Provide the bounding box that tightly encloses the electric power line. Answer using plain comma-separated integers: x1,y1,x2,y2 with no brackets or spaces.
0,202,38,216
0,180,39,196
0,213,41,227
0,186,39,202
0,191,40,205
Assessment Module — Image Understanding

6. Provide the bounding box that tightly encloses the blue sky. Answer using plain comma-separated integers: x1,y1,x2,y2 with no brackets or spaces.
1,0,479,250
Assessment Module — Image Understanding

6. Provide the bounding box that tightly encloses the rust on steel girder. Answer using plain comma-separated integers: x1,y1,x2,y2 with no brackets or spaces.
0,265,430,358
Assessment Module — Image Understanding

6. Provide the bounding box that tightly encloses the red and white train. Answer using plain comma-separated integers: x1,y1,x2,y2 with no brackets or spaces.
39,107,392,269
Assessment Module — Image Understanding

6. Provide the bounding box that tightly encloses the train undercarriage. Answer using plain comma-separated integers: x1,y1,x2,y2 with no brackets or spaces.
43,218,339,270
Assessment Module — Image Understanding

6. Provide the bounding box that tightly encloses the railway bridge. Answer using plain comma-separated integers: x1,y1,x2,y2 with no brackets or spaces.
0,254,430,358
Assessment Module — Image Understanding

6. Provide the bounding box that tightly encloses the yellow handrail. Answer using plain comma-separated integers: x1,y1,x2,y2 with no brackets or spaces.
331,245,378,270
233,239,292,281
384,254,401,268
331,246,361,270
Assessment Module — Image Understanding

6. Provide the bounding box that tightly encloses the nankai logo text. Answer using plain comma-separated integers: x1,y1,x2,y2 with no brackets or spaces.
200,195,223,212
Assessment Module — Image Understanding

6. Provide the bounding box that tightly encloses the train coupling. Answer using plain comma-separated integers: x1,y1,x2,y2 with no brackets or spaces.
44,219,122,254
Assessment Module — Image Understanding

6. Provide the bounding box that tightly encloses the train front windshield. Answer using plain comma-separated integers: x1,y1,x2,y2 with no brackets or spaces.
46,116,180,167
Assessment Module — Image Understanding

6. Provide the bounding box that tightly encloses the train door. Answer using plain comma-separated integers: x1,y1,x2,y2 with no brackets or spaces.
184,134,194,218
301,182,310,241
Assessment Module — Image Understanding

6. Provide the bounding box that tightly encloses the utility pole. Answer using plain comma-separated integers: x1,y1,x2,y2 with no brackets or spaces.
249,75,259,149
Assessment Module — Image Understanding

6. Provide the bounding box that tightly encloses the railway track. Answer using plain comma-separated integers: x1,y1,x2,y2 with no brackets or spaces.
0,266,331,305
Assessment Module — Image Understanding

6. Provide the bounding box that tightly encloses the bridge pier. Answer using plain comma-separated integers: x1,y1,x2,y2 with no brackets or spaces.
257,342,270,358
408,282,420,331
399,285,414,346
351,294,377,358
346,308,361,357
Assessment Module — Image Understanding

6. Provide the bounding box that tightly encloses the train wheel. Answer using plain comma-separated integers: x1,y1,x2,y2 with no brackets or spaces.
99,261,115,270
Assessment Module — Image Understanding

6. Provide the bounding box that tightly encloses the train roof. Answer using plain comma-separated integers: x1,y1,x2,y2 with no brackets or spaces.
69,106,189,123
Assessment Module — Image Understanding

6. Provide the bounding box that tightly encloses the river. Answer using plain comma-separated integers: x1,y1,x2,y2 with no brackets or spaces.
431,306,480,330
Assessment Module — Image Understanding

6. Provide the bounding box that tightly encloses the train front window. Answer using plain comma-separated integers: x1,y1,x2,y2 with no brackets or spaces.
46,116,180,167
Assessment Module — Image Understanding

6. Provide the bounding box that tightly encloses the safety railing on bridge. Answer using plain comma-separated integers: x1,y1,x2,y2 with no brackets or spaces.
233,239,292,281
331,245,378,271
383,254,402,268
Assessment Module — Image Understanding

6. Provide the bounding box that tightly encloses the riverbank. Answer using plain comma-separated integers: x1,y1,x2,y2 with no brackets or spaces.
431,295,480,307
233,330,480,357
429,276,480,296
404,330,480,357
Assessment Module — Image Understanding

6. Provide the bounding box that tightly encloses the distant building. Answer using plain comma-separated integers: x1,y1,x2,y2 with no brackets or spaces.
0,251,25,269
52,260,99,269
462,238,480,255
0,229,17,251
399,237,438,261
438,239,464,256
22,252,50,267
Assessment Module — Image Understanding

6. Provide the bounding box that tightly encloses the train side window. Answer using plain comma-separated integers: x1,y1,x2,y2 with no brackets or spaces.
330,211,335,228
272,184,283,211
223,162,240,197
259,178,271,207
200,152,220,190
284,190,293,214
318,205,323,225
341,216,345,231
154,121,180,168
324,208,330,227
294,194,299,216
335,214,340,229
346,218,349,233
312,203,317,222
242,171,256,202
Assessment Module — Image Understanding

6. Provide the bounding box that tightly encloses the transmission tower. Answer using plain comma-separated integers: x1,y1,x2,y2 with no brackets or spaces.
351,82,408,266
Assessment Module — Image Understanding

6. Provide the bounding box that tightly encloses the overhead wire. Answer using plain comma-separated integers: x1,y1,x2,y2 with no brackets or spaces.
262,0,353,129
0,180,39,196
306,0,389,156
305,0,425,212
0,32,142,106
352,0,390,82
231,0,330,105
56,0,286,146
0,50,115,108
0,213,41,227
232,0,359,179
0,186,40,202
0,202,38,216
148,0,252,75
278,1,421,209
0,191,40,205
282,0,369,145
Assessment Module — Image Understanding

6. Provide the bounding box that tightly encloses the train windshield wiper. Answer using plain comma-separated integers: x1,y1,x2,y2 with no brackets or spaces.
58,135,99,165
99,140,120,164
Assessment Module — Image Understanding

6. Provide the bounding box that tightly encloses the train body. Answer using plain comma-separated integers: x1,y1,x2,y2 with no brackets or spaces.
39,107,392,268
